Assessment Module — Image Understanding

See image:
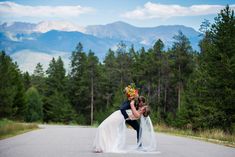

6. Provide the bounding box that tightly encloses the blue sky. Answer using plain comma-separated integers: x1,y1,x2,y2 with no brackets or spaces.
0,0,234,30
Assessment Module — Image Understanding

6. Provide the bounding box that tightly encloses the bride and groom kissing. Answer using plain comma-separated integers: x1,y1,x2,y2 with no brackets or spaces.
93,85,156,153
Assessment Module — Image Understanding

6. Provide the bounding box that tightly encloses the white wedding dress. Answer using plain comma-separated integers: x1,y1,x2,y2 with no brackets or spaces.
93,109,156,153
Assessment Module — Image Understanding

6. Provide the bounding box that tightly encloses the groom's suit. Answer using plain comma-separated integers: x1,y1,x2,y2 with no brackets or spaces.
120,100,140,143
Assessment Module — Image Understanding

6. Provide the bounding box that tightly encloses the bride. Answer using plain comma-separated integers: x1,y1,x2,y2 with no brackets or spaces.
93,86,156,153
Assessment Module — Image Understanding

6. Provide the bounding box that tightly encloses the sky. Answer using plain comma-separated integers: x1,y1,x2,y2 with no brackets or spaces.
0,0,235,30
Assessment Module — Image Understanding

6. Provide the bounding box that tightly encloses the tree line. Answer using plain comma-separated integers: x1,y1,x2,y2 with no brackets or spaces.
0,6,234,133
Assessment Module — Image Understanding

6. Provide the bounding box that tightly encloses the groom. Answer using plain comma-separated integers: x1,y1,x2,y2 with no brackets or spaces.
120,96,146,144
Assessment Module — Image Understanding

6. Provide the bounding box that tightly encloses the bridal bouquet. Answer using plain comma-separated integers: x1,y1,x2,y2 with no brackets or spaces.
124,83,139,100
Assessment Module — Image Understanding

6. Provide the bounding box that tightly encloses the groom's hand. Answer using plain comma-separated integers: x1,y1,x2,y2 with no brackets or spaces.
126,115,137,121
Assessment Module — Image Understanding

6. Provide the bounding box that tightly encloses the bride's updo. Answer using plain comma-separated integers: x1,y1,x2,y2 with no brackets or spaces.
143,105,151,117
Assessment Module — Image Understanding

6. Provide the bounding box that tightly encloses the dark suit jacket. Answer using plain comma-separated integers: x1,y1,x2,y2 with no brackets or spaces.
120,100,131,120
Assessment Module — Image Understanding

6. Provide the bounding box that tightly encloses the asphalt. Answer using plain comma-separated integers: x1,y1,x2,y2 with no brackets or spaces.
0,124,235,157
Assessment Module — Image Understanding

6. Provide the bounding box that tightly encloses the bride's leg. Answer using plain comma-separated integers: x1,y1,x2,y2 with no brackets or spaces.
126,120,140,142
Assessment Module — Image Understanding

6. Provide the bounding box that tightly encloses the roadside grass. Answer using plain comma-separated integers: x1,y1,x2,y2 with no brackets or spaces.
154,123,235,148
0,119,39,140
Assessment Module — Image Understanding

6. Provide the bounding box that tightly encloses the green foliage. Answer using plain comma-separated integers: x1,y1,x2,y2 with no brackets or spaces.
174,105,190,129
25,87,43,122
165,112,175,126
31,63,46,95
208,5,235,132
22,72,31,90
69,43,90,124
112,86,125,109
44,57,76,123
94,109,113,124
0,51,26,119
46,91,76,123
181,5,235,133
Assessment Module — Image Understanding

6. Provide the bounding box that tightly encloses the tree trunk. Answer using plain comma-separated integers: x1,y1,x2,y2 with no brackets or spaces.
147,81,151,99
90,76,94,125
106,95,109,109
178,84,181,111
158,73,161,104
164,86,167,113
178,65,181,111
106,93,112,109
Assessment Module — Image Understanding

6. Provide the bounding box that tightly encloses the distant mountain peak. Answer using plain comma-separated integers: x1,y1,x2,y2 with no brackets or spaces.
34,21,85,33
107,21,134,26
84,21,200,47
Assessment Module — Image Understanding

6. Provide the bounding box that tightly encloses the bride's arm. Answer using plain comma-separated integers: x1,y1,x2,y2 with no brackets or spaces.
128,114,139,120
130,100,141,118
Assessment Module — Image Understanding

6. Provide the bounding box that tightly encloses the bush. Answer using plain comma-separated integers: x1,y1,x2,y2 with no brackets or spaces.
165,112,175,126
25,87,43,122
76,114,86,125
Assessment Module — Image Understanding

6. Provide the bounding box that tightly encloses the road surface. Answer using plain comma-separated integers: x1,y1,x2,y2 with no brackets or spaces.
0,125,235,157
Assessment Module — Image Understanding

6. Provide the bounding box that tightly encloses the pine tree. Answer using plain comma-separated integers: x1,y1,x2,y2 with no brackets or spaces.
31,63,46,95
115,42,132,88
87,50,100,125
161,51,175,119
139,47,156,105
47,91,76,123
103,49,118,109
130,45,141,83
13,70,27,120
0,51,27,120
22,72,31,90
0,51,18,118
181,5,235,132
153,40,164,104
44,57,76,123
171,31,194,111
69,42,90,124
200,5,235,132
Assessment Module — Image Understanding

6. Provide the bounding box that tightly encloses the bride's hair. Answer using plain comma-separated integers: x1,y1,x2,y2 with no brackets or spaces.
143,105,151,117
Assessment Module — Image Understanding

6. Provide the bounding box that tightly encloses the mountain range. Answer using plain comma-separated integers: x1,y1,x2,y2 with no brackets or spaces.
0,21,201,73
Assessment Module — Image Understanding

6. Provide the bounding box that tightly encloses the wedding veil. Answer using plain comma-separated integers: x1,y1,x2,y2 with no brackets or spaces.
137,115,157,151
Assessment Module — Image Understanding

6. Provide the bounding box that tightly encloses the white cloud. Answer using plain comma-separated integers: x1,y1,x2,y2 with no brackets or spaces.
122,2,235,20
0,1,94,19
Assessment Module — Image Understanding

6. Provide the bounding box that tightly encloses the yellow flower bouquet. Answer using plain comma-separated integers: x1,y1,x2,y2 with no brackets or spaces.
124,83,139,100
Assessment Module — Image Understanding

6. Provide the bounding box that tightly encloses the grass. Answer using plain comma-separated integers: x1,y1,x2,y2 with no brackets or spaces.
0,118,39,140
154,123,235,148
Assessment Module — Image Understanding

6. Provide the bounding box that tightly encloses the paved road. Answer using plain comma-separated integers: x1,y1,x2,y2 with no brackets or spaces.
0,125,235,157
